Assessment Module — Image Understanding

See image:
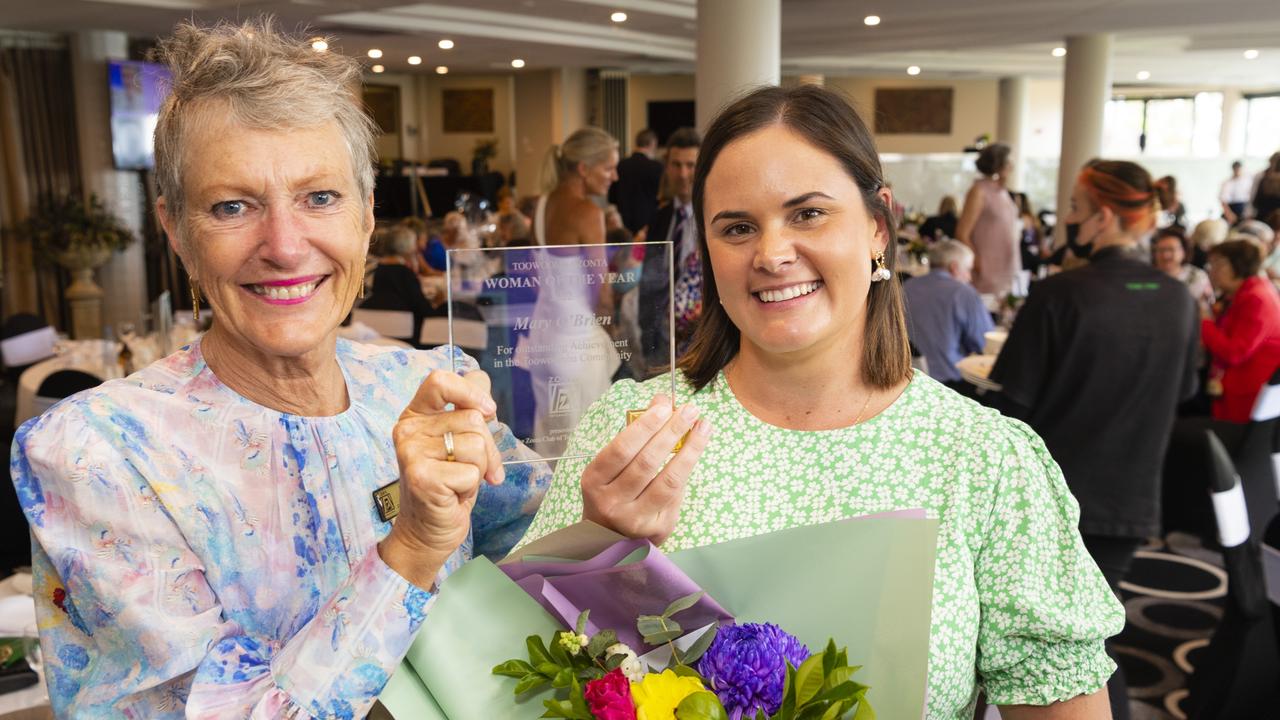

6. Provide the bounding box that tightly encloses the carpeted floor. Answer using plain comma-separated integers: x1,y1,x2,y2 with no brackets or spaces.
1112,532,1273,719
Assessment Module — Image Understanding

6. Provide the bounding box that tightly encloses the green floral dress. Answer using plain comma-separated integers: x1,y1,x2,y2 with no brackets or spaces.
521,370,1124,718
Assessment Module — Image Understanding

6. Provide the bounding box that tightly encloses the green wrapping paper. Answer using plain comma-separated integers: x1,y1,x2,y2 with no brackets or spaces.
379,515,938,719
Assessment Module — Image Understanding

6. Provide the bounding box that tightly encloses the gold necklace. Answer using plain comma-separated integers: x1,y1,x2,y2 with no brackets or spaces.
852,388,875,425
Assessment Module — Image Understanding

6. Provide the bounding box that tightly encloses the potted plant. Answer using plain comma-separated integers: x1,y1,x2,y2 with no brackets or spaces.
472,138,498,176
9,193,135,338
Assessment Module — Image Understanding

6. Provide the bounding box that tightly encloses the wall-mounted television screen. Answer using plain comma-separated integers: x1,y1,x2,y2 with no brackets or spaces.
108,60,171,170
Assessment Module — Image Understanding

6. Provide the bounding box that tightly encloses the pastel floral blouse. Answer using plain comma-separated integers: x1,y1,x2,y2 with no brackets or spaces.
523,370,1125,718
10,339,550,718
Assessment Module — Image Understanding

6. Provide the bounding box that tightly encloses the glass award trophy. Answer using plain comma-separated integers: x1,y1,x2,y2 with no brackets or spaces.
446,241,676,467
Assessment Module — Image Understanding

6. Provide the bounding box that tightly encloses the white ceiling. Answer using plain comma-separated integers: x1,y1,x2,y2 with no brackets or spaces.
1,0,1279,87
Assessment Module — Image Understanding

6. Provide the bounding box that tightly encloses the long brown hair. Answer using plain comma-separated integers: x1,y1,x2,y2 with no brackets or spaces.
678,85,911,391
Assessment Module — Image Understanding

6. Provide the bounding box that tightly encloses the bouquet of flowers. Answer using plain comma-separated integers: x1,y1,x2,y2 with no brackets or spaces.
494,594,874,720
379,514,937,720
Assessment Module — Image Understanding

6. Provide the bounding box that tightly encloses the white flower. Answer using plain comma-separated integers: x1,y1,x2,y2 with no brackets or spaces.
620,656,646,683
606,642,637,661
578,633,589,647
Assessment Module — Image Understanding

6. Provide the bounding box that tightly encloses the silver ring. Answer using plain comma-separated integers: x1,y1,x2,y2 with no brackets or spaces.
443,431,456,462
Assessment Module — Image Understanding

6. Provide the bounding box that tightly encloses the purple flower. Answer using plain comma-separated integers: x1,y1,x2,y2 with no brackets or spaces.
695,622,810,720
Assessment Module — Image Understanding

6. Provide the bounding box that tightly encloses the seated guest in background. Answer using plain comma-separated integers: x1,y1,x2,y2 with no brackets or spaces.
1188,217,1229,269
639,126,701,366
1155,175,1187,229
902,240,993,390
361,225,436,343
1153,227,1214,310
1202,239,1280,423
608,127,664,234
496,210,532,247
1252,152,1280,223
991,159,1198,720
9,19,549,716
1221,160,1252,225
919,195,958,240
526,85,1121,719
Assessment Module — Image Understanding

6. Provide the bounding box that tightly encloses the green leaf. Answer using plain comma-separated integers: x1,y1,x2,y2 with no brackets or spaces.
825,666,856,689
493,659,537,678
540,699,577,718
604,653,625,671
527,635,553,666
642,628,685,645
680,625,719,666
638,616,681,639
675,691,730,720
823,639,838,679
575,610,590,637
777,662,797,720
587,629,618,658
808,681,861,707
852,696,875,720
550,640,573,668
819,704,843,720
552,667,574,688
670,664,705,681
569,677,593,717
514,673,549,695
793,653,825,707
663,591,705,619
536,662,561,677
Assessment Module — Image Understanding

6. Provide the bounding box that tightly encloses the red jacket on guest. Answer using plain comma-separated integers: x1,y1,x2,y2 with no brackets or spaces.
1203,274,1280,422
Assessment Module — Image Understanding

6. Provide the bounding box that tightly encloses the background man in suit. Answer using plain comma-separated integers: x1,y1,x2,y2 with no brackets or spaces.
609,128,665,234
639,127,701,369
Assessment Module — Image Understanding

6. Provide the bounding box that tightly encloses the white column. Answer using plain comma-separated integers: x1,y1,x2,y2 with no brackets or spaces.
70,30,148,338
997,76,1029,190
1220,87,1246,159
696,0,780,130
1054,34,1113,244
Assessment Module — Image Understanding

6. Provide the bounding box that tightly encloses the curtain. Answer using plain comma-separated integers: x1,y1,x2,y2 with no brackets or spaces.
0,36,82,329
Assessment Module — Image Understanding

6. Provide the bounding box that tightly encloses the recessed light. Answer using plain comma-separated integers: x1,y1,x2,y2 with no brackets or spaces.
611,11,627,22
438,39,454,50
371,64,384,74
311,39,328,52
864,15,881,26
1136,70,1150,80
1052,47,1066,57
367,48,382,59
907,65,921,76
511,58,526,68
436,66,449,75
1244,49,1260,60
408,56,422,65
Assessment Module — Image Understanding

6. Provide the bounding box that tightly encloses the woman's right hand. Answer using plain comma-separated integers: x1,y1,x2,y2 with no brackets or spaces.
379,370,504,590
580,394,712,545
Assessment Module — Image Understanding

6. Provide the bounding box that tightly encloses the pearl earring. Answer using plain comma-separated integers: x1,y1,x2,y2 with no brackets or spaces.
871,251,892,282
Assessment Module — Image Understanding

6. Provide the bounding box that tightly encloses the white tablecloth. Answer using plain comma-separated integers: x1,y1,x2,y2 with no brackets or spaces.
0,573,48,718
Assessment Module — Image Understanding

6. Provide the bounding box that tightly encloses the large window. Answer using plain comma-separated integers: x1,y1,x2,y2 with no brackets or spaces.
1102,92,1223,157
1245,94,1280,158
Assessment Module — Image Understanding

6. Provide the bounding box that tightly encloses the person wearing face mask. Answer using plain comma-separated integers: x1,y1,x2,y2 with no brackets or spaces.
990,159,1200,720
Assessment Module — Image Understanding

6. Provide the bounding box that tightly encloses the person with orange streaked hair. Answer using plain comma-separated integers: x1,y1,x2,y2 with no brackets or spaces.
991,159,1200,720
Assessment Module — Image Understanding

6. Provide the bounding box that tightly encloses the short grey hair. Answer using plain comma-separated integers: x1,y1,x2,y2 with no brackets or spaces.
378,225,417,256
927,239,973,272
151,18,377,221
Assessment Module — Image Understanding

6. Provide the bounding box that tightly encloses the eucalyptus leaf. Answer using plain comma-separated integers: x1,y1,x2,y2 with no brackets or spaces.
642,628,685,645
638,616,681,638
575,610,590,637
680,626,719,666
492,659,536,678
662,591,705,619
675,691,730,720
587,629,618,658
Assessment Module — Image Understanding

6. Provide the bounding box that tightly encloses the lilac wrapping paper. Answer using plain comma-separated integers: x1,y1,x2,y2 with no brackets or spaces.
499,538,734,650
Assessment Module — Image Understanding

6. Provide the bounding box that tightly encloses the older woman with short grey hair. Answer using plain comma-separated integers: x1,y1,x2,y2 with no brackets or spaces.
11,19,549,717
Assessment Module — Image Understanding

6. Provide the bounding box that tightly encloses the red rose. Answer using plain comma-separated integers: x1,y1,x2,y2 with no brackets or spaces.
584,668,636,720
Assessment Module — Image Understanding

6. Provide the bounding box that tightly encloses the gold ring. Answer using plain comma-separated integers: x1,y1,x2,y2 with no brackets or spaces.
443,431,456,462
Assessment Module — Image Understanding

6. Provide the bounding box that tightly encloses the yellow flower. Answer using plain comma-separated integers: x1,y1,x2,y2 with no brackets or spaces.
631,669,706,720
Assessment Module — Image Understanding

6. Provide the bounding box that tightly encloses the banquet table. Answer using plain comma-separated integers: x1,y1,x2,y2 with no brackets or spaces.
13,341,120,428
956,353,1003,393
0,573,48,719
